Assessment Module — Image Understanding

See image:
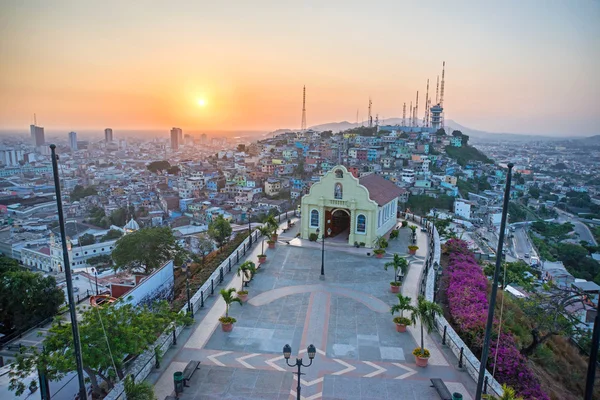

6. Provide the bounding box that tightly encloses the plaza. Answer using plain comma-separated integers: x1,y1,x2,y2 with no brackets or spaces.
150,221,476,399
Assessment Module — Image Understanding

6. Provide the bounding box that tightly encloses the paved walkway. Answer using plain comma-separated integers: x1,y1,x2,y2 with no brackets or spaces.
150,219,476,400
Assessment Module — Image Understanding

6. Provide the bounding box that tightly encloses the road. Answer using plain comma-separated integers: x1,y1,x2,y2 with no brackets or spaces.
512,226,534,260
555,209,598,246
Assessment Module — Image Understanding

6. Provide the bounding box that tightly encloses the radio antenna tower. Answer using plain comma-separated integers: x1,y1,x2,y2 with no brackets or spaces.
402,103,406,126
435,75,440,104
423,79,430,127
409,102,413,127
367,98,372,128
356,109,359,125
414,91,419,127
440,61,446,128
301,85,307,131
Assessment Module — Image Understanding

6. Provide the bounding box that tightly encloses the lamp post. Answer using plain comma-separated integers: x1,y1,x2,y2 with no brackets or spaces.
283,344,316,400
247,208,252,246
182,259,193,317
91,267,99,295
316,227,332,279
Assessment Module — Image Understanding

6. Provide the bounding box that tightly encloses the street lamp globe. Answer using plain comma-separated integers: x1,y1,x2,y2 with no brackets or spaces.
307,344,316,360
316,228,320,236
283,344,292,360
327,228,332,237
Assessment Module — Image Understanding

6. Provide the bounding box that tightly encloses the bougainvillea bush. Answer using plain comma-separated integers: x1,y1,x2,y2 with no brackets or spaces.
444,239,548,400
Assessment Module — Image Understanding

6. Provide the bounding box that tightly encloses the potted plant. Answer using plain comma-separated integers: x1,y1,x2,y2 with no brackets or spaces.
237,289,249,302
389,229,399,240
265,215,279,241
384,254,409,292
401,220,408,228
257,225,271,264
237,261,256,291
373,235,388,258
412,295,442,367
408,245,419,255
390,294,414,333
483,384,524,400
267,239,276,249
219,287,242,332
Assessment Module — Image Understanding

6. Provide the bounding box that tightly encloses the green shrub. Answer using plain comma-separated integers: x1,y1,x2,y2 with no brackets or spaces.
309,233,318,242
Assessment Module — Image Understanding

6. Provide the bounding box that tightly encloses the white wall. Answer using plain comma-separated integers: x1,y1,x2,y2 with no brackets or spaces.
121,260,174,307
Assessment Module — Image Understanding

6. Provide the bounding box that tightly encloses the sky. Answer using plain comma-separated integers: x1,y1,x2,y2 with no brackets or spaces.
1,0,599,136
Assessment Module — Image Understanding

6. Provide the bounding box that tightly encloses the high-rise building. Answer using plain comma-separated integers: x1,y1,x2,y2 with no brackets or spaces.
170,127,180,150
200,133,207,144
104,128,113,142
68,131,78,151
30,124,45,146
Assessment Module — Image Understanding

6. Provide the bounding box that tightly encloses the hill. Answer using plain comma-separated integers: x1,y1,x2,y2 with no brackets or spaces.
445,144,493,167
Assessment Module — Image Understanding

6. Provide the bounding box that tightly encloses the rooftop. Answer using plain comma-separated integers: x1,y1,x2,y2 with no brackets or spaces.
358,174,404,206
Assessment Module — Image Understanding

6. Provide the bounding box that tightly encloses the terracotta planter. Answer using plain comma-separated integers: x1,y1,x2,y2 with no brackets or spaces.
268,241,276,249
375,252,384,259
238,293,248,302
408,249,417,255
415,355,429,367
221,322,233,332
258,256,266,264
271,234,278,241
395,323,407,333
390,284,400,293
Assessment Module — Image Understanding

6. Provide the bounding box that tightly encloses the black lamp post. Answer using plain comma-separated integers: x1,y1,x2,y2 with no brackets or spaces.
182,259,193,317
91,267,99,295
283,344,316,400
248,208,252,246
316,227,332,279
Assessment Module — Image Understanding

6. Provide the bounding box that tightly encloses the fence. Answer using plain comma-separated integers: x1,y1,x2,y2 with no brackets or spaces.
401,212,504,398
104,210,295,400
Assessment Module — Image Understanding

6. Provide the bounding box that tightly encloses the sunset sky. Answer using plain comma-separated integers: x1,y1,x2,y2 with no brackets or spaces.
1,0,598,136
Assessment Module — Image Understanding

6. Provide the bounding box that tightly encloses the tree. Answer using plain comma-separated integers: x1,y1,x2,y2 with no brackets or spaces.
9,300,188,397
124,375,156,400
519,287,584,356
101,229,123,242
146,160,171,173
483,261,535,290
265,215,278,235
195,234,214,265
0,257,64,334
109,208,127,226
528,186,540,199
112,227,184,274
208,215,233,249
87,254,112,267
413,296,442,356
237,144,246,152
390,294,414,320
70,185,98,201
167,165,180,175
89,206,109,228
258,225,271,255
78,233,96,246
384,254,409,283
483,384,524,400
451,130,463,137
220,288,242,318
237,261,256,289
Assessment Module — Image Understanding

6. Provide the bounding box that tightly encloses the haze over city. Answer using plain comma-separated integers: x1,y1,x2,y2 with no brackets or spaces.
1,0,599,136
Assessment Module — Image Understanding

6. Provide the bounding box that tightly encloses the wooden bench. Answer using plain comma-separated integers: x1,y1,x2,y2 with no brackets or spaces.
183,360,201,387
430,378,452,400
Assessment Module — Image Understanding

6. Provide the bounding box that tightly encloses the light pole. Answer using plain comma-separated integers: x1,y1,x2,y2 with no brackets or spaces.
283,344,316,400
91,267,98,295
182,259,193,317
316,227,332,279
248,208,253,246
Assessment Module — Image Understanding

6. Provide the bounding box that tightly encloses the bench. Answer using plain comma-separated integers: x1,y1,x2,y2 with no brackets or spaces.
430,378,452,400
183,360,201,387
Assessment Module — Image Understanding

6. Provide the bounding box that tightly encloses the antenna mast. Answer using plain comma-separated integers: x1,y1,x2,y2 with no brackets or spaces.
440,61,446,128
356,109,359,125
423,79,430,127
367,97,372,128
435,75,440,104
301,85,307,131
34,113,37,125
409,102,413,127
402,102,406,126
414,91,419,127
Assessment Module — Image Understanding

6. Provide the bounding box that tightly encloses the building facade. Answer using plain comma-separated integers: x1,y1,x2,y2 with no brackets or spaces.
300,166,401,248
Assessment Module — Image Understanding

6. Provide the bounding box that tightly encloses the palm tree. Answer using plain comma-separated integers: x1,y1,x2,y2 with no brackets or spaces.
258,225,271,255
384,254,409,283
237,261,256,288
265,215,279,239
390,294,415,320
413,296,443,357
220,287,242,318
124,374,155,400
483,384,524,400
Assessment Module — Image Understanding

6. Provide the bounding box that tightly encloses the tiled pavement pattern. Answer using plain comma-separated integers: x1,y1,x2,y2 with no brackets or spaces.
152,222,476,399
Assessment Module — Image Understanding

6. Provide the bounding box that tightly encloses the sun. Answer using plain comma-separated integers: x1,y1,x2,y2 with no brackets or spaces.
197,98,207,107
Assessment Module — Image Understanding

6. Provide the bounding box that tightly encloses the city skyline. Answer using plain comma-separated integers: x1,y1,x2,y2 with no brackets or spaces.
1,0,599,136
